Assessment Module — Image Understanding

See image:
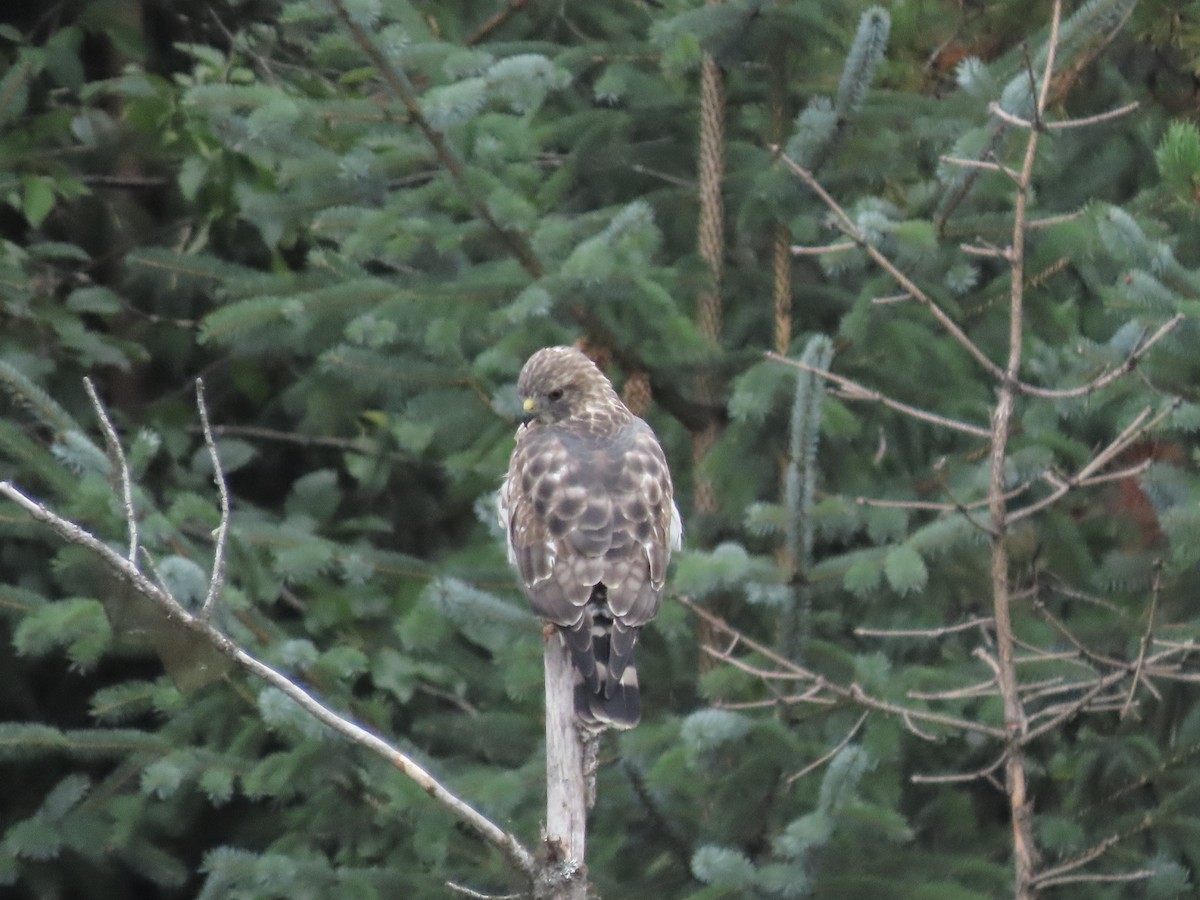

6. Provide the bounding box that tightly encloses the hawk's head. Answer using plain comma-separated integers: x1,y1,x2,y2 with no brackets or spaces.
517,346,624,427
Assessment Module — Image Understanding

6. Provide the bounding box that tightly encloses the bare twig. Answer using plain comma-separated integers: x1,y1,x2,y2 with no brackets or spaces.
911,751,1006,785
776,149,1005,382
1015,314,1184,400
195,380,230,621
855,617,993,639
1122,562,1163,718
682,596,1006,738
446,881,522,899
1009,399,1177,524
1044,100,1140,130
83,378,138,563
1029,818,1154,889
465,0,531,46
0,479,538,880
940,155,1020,181
1034,869,1154,889
766,352,991,438
790,240,857,256
785,712,869,785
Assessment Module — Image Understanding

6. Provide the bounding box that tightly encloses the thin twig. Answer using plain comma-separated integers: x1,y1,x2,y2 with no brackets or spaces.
775,149,1005,382
785,712,869,785
1122,562,1162,718
855,617,993,639
0,479,539,879
1044,100,1140,130
1029,818,1154,888
1016,314,1184,400
790,240,857,256
766,352,991,438
940,155,1020,180
83,378,138,564
1034,869,1154,889
1008,396,1177,524
911,751,1006,784
196,380,230,621
465,0,531,46
682,596,1005,738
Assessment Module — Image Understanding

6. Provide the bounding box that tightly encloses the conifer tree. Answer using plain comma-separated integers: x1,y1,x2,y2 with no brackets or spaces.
1,1,1200,898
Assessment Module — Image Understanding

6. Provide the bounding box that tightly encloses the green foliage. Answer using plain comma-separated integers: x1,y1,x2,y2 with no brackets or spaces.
2,0,1200,898
1156,120,1200,204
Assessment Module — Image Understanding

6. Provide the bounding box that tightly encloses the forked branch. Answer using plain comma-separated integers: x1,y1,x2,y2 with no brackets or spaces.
0,383,538,885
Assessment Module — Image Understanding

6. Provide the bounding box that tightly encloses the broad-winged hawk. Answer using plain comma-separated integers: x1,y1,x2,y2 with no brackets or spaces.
499,346,681,729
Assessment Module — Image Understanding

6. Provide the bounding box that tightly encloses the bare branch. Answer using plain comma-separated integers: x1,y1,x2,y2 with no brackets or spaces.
447,881,522,899
1009,398,1178,524
0,479,538,880
911,751,1006,785
1045,100,1140,130
1016,313,1185,400
1027,209,1085,230
681,596,1005,737
988,102,1035,130
195,380,230,621
785,712,869,785
766,351,991,438
465,0,531,47
790,240,857,256
83,378,138,563
774,149,1005,381
961,242,1012,260
940,155,1020,180
855,617,993,639
1034,869,1154,889
1030,818,1154,889
1122,562,1163,718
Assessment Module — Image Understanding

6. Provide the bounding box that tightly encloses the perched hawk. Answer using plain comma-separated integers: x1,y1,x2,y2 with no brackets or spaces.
499,346,681,729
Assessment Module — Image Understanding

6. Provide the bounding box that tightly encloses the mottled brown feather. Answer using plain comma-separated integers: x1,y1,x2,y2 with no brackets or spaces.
498,346,681,728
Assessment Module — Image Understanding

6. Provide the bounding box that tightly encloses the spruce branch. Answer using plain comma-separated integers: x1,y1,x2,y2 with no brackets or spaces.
324,0,544,280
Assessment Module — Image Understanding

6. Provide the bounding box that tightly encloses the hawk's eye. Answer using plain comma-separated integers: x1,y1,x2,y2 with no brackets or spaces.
547,388,564,402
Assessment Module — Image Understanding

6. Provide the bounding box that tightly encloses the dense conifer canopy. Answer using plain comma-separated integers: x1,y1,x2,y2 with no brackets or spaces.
2,0,1200,896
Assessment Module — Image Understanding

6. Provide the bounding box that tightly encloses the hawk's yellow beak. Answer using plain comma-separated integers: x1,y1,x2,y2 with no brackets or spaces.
522,398,536,413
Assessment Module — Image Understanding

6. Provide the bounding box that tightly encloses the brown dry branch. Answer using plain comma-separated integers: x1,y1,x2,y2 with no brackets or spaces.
466,0,532,46
766,351,991,439
680,595,1005,739
785,712,870,785
911,752,1007,785
854,617,993,639
779,150,1005,382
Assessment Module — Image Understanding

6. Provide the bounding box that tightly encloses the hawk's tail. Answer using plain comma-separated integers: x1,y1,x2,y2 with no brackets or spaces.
562,588,641,730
